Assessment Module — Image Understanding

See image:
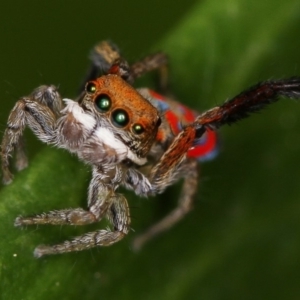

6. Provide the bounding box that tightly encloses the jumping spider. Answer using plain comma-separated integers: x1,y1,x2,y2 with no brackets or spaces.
1,41,300,257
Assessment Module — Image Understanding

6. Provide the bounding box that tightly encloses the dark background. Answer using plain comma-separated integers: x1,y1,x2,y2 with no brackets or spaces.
1,0,300,299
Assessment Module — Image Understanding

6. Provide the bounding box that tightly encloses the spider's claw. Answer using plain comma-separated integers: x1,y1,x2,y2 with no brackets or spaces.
14,216,24,227
2,168,14,185
34,245,52,258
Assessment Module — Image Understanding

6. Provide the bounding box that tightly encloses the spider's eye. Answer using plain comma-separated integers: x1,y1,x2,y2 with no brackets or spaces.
111,109,129,127
132,123,144,135
156,117,162,127
94,94,111,112
86,82,97,94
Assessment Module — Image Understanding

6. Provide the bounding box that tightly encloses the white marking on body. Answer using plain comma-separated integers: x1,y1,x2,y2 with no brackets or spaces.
95,127,147,165
127,152,147,166
95,127,128,154
61,99,147,165
62,99,96,130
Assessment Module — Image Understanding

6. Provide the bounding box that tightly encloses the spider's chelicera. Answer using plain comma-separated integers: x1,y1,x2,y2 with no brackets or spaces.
1,41,300,257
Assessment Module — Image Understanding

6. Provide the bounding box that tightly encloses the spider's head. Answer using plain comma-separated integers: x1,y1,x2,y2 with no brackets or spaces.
80,75,161,162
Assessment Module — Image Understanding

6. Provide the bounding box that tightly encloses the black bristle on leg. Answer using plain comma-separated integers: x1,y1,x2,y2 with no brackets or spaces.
196,77,300,128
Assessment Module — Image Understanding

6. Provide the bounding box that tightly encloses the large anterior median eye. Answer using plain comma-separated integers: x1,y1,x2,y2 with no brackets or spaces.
94,94,111,112
111,109,129,127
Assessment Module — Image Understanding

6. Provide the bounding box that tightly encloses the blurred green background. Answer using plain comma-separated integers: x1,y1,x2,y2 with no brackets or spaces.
1,0,300,299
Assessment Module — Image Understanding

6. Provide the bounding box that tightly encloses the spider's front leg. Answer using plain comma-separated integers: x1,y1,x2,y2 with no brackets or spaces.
16,166,131,257
1,85,63,184
195,77,300,128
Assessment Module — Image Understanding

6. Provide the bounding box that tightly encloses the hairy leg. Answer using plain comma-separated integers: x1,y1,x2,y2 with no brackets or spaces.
133,160,198,250
34,194,130,257
1,86,61,184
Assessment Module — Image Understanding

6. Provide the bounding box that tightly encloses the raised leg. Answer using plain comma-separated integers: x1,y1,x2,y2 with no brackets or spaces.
79,40,121,92
130,52,168,85
133,160,198,250
148,78,300,195
80,40,168,89
196,78,300,128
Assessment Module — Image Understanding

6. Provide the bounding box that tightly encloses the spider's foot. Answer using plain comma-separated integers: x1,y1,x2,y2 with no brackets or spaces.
2,169,14,185
14,216,31,227
34,245,55,258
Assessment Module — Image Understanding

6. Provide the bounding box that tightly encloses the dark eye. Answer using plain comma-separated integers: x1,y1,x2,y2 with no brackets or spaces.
156,117,162,127
132,123,144,134
86,82,97,94
95,94,111,112
111,109,129,127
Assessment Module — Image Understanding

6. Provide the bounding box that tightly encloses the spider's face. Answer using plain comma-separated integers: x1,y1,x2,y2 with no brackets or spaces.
80,75,161,159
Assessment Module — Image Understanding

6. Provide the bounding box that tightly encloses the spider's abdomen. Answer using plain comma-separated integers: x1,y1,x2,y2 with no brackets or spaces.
148,90,218,161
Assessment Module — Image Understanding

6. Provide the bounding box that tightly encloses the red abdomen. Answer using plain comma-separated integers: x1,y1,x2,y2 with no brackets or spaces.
149,90,218,161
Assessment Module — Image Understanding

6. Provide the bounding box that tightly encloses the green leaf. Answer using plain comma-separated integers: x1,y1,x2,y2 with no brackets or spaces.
2,0,300,299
